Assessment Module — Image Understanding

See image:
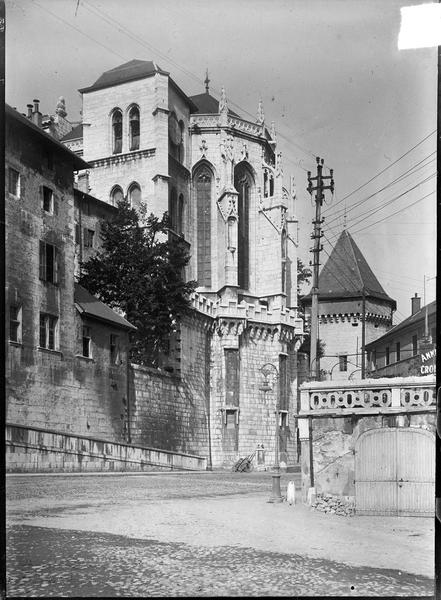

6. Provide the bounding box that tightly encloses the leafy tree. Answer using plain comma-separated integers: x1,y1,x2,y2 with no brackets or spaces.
296,258,324,359
298,336,326,359
78,200,196,366
297,258,312,296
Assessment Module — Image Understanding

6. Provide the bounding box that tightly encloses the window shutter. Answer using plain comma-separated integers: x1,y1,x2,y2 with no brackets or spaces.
53,246,59,284
39,241,46,280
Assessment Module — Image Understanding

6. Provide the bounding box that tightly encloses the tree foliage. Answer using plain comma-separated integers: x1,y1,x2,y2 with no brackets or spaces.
298,335,326,359
297,258,312,296
78,200,196,366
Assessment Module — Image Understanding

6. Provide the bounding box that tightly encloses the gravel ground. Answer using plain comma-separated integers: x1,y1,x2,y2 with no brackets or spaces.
6,472,435,597
7,525,433,597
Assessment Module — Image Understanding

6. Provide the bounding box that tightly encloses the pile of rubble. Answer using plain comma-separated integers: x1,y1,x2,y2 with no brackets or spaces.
310,493,355,517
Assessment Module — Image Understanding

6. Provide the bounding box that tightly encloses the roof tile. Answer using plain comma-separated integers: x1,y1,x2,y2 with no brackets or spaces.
74,284,136,330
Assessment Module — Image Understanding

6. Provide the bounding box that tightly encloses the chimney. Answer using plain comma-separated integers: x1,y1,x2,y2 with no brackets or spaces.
77,171,90,194
411,293,421,315
32,98,42,127
27,104,33,118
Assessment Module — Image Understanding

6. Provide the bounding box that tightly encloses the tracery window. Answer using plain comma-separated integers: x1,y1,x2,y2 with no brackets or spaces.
281,228,287,293
128,182,141,207
112,109,123,154
129,106,140,151
234,164,252,290
110,185,124,206
195,167,212,287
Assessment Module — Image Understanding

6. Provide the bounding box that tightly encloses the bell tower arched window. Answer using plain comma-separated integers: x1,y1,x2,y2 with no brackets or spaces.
129,106,140,151
195,167,212,287
234,164,252,290
112,109,123,154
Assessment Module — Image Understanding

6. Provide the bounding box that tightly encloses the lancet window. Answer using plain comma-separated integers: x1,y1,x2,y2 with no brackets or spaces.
195,167,212,287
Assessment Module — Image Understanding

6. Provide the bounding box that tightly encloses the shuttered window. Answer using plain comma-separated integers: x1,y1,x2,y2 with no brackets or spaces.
8,168,20,196
42,186,53,213
39,313,58,350
39,241,59,284
10,305,22,342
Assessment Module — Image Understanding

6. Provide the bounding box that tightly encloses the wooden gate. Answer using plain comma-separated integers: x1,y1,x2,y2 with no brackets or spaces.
355,428,434,516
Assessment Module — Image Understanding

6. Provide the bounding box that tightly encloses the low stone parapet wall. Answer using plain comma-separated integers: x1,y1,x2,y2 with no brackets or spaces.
6,423,207,473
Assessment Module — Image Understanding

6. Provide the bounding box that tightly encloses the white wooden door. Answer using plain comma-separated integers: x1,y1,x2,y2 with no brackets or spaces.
355,428,434,516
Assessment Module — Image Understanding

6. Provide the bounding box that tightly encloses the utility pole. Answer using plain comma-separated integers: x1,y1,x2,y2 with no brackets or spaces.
307,157,334,380
361,287,366,378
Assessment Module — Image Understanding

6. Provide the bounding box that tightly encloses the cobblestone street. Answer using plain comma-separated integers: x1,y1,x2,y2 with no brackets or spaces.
6,472,435,597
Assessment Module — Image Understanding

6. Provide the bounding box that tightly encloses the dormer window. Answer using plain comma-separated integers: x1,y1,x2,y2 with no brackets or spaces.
129,106,140,151
112,109,123,154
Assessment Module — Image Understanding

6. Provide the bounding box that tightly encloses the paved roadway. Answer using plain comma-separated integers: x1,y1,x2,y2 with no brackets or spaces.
6,471,435,597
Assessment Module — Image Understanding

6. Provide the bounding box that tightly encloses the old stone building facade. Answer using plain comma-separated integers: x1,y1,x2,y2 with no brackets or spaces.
71,59,305,468
7,59,305,470
302,229,396,381
5,104,136,444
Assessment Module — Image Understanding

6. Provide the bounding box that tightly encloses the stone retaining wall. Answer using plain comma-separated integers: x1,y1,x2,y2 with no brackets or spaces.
6,423,207,473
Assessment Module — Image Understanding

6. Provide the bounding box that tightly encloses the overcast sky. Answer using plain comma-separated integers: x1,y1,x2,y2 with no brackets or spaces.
6,0,437,320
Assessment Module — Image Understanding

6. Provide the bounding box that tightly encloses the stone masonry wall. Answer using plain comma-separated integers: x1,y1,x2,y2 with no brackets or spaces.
319,316,390,380
129,313,211,459
81,75,163,214
6,115,131,444
300,412,436,501
210,325,298,469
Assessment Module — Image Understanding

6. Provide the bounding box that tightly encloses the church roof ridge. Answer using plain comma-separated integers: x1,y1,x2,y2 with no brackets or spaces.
78,59,169,94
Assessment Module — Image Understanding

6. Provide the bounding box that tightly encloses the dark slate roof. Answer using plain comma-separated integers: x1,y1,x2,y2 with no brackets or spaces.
74,284,137,331
365,300,436,348
303,229,396,308
6,104,89,171
189,92,240,117
61,123,83,142
79,59,168,93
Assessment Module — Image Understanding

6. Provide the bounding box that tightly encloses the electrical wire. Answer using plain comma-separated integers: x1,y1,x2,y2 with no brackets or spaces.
351,190,435,235
322,129,436,213
323,152,436,225
79,0,320,166
334,173,435,235
32,0,130,63
319,246,356,295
